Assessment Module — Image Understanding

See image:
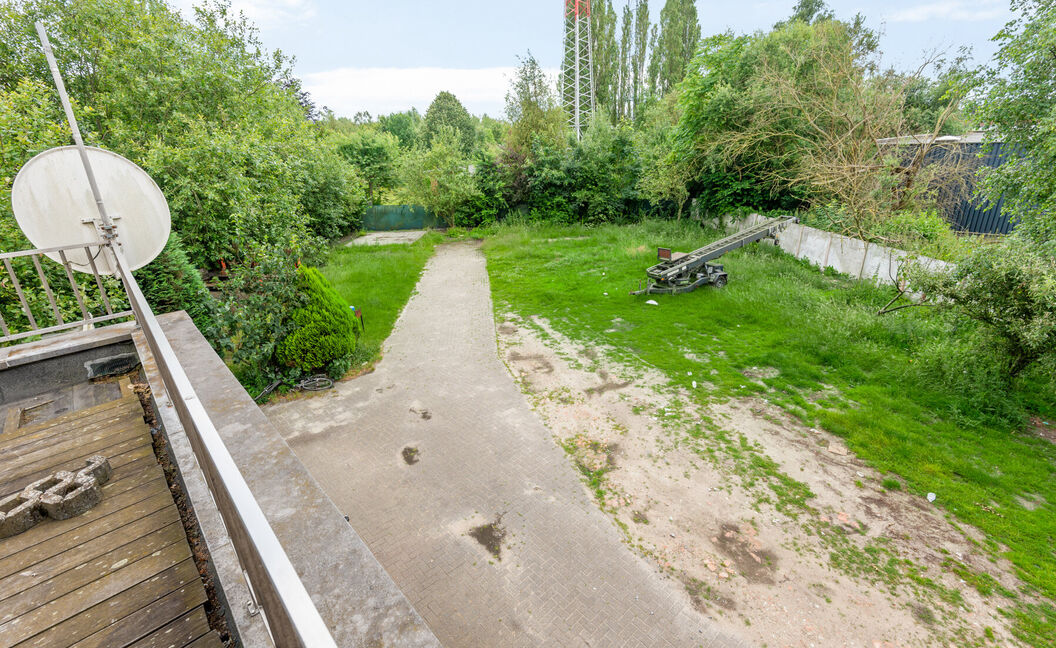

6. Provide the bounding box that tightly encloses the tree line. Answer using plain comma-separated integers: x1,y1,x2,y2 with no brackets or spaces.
1,0,1052,384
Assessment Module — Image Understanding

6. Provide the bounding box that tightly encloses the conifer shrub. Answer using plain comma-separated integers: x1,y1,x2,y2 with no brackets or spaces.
275,265,361,378
134,232,217,341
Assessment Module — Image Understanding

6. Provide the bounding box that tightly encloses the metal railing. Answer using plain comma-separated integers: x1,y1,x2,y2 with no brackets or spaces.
108,245,339,647
0,242,132,344
1,238,339,646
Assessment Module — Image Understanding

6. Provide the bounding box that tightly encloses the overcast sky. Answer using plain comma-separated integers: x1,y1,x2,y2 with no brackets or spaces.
175,0,1014,118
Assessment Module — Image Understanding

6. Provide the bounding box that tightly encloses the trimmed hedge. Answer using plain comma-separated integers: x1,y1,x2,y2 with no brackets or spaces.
275,265,361,377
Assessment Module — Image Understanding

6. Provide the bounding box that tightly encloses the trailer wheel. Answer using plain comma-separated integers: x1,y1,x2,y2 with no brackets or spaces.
713,275,728,289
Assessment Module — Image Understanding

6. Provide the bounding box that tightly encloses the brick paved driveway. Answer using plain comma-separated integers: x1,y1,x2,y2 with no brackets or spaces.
264,242,746,648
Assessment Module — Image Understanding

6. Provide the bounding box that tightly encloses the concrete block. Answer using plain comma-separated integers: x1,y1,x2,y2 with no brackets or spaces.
861,243,892,283
727,216,953,288
0,490,43,539
39,472,103,520
76,455,113,485
797,229,833,271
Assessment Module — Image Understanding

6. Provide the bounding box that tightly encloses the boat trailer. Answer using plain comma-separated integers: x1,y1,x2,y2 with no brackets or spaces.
631,217,797,295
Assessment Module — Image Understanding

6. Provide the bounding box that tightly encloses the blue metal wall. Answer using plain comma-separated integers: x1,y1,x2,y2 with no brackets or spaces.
945,143,1014,235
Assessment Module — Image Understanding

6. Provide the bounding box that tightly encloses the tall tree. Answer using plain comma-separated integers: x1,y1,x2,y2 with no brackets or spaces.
617,3,633,120
398,126,479,227
506,53,566,155
591,0,619,122
423,91,475,154
648,0,701,96
973,0,1056,246
774,0,834,28
630,0,651,119
336,129,400,204
378,108,422,149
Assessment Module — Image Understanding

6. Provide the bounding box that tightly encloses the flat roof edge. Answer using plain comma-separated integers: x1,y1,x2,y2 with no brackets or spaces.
0,321,136,370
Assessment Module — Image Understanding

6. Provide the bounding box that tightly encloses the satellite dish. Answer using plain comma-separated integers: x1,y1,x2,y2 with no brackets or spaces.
11,146,170,275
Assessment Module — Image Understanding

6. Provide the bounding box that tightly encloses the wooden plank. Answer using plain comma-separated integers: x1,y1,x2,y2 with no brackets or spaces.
69,599,210,648
0,541,192,646
3,408,21,434
2,396,138,442
0,423,148,488
0,469,165,567
0,442,154,500
118,377,136,399
0,401,142,458
0,419,144,477
0,521,187,624
0,415,145,474
0,476,168,577
182,633,224,648
1,395,137,440
0,506,182,602
124,606,211,648
7,558,203,648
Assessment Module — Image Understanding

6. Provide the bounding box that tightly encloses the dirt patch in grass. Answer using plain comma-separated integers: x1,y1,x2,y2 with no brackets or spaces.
740,366,779,380
1029,416,1056,444
507,351,554,375
711,522,777,585
584,379,632,396
469,514,506,561
496,313,1027,648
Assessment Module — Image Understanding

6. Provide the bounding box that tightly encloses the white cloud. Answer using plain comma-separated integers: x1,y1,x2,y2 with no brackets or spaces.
230,0,315,28
302,66,559,118
171,0,315,29
887,0,1008,23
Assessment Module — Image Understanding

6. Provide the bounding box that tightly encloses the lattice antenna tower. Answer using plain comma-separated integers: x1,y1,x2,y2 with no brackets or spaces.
562,0,595,140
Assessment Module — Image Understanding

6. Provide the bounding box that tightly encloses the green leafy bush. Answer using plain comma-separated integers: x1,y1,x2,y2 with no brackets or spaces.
275,265,361,378
911,237,1056,377
133,232,216,340
218,248,304,390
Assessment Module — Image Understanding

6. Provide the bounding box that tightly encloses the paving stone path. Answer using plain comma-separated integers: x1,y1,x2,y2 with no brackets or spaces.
265,242,745,648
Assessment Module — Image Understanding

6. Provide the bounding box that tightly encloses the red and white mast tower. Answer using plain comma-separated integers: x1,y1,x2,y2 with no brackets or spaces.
562,0,595,140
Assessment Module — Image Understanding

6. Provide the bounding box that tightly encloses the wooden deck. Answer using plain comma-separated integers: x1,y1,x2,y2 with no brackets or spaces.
0,379,223,648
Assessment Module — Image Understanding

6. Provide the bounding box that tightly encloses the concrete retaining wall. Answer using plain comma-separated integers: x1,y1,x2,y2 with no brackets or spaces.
730,214,953,285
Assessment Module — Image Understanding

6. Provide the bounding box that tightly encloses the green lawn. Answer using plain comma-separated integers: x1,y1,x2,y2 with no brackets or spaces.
321,233,442,370
482,220,1056,644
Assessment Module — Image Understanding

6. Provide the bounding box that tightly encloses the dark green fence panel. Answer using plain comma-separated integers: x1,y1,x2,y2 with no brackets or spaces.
363,205,439,231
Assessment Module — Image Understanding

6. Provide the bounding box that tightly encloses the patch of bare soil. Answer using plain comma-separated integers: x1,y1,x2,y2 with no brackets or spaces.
497,314,1025,648
1029,416,1056,445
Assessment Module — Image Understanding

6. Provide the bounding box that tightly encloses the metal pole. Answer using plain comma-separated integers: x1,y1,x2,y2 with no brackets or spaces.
573,6,581,140
34,22,117,239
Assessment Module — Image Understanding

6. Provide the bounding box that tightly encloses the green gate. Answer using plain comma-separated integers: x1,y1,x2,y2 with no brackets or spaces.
363,205,439,231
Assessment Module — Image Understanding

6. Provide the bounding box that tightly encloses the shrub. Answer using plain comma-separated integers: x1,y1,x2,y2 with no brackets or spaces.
133,232,217,341
218,248,305,390
910,236,1056,377
275,266,362,378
